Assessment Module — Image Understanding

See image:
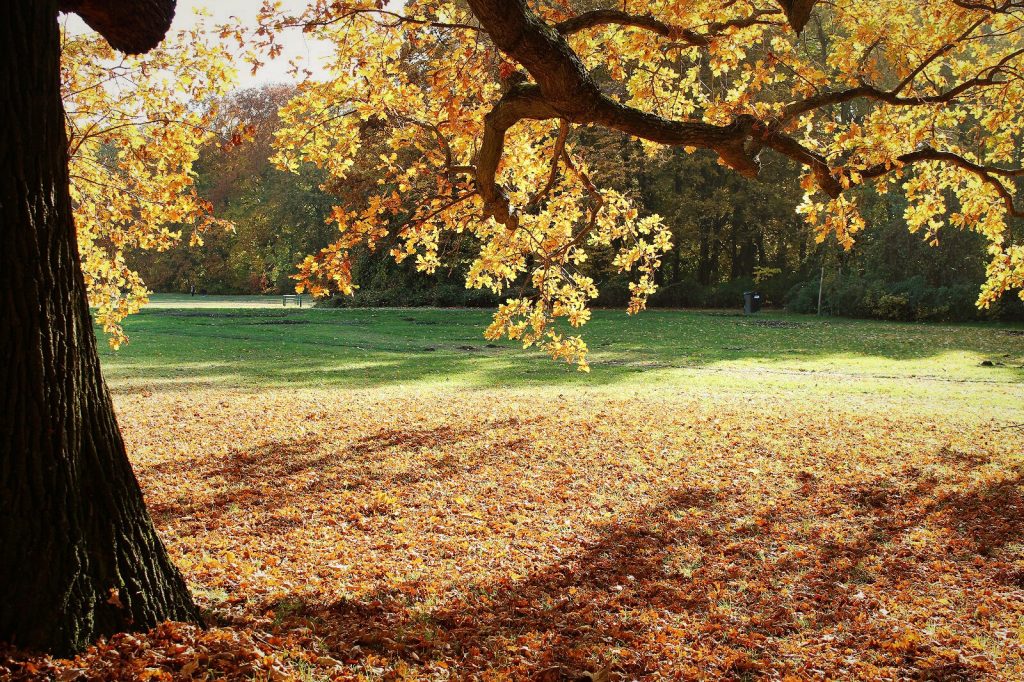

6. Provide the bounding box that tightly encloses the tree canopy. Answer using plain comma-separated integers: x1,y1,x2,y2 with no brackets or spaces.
218,0,1024,369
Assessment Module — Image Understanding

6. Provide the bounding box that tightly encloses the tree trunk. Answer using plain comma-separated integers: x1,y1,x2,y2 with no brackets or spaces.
0,1,201,655
709,220,722,283
672,240,683,285
697,220,712,285
729,228,740,279
775,235,788,271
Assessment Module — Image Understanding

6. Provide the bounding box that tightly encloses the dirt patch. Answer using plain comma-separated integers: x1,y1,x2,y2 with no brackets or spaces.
161,311,284,319
747,319,808,329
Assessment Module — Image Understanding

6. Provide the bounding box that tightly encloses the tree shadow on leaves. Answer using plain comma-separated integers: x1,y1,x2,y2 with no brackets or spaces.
142,425,1021,679
262,460,1023,679
145,419,533,533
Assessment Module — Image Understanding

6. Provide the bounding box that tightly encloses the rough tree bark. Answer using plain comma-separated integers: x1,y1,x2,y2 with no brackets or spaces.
0,0,201,655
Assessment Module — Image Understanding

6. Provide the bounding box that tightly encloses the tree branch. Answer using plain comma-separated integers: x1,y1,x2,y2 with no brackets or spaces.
59,0,176,54
860,147,1024,217
776,0,820,33
468,1,766,227
781,47,1024,122
527,120,569,208
554,8,781,47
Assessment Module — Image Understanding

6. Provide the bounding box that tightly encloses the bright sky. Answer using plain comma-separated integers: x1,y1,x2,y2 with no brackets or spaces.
64,0,332,89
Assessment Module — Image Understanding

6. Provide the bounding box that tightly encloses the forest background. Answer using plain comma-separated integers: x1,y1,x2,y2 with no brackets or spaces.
131,81,1024,323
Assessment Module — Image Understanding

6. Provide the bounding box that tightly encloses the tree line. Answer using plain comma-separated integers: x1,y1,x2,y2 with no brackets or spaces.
132,84,1023,322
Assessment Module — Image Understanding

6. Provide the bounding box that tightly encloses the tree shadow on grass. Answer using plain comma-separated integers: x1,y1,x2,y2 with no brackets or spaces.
247,458,1022,679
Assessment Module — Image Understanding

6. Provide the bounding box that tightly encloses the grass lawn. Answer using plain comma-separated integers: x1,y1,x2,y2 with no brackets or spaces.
100,295,1024,420
10,297,1023,680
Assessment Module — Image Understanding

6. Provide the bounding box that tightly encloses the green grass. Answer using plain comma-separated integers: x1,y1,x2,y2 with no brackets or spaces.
97,295,1024,421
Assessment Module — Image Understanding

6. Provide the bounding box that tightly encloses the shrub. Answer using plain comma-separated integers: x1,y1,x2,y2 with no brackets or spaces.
785,274,1024,322
873,293,911,320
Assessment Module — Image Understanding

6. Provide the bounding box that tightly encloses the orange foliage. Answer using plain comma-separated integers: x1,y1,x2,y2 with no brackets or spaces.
4,387,1022,680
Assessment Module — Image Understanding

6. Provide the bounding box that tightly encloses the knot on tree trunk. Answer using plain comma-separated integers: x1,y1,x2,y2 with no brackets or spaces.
776,0,819,33
714,114,763,179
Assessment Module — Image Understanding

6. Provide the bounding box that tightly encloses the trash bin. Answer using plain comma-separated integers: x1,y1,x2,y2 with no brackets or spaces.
743,291,762,314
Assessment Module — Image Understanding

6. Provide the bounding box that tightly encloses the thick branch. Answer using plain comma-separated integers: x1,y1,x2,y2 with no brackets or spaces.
59,0,176,54
776,0,820,33
555,10,674,37
861,147,1024,217
554,8,780,47
468,1,765,226
476,84,558,227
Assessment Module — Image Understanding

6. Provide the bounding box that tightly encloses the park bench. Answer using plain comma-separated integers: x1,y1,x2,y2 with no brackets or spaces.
282,294,304,307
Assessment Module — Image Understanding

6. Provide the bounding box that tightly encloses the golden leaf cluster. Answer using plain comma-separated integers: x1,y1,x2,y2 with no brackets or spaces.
62,15,236,346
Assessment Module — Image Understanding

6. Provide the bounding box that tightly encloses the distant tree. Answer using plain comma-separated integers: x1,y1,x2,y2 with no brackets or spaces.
638,149,805,286
130,85,340,294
